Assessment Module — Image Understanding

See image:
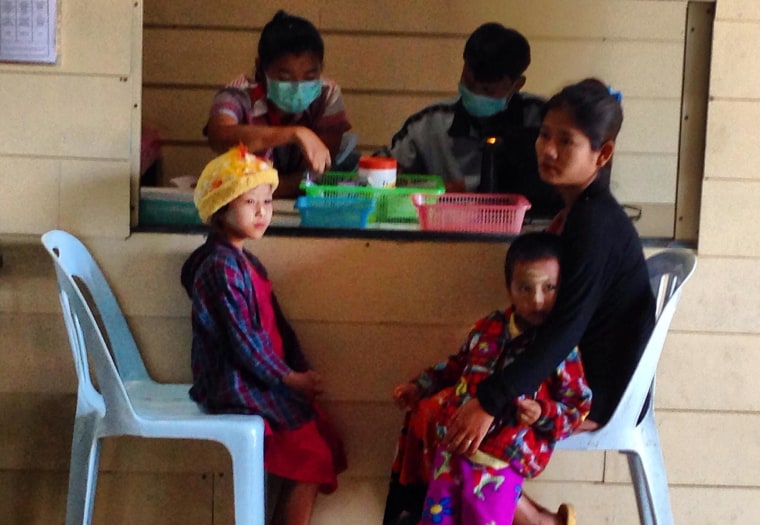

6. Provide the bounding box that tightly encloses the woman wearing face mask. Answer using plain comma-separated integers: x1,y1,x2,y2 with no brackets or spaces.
205,10,351,198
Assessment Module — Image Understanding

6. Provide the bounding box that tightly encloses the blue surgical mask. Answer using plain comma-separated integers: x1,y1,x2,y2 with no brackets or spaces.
266,77,323,114
458,83,509,118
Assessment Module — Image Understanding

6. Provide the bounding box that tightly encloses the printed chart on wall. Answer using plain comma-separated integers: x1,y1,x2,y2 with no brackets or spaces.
0,0,57,63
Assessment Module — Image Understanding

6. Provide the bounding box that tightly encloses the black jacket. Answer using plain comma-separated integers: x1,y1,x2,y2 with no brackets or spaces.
478,178,656,424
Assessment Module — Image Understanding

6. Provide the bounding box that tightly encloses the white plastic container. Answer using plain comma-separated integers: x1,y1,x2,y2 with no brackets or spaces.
358,156,397,188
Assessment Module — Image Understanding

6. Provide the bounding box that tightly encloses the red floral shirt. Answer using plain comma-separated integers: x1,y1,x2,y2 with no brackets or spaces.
413,308,591,478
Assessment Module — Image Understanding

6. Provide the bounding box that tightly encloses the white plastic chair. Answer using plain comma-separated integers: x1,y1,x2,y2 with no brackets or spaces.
41,230,266,525
555,249,697,525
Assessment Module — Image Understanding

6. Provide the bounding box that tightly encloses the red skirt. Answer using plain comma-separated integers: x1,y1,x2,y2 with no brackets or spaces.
264,405,347,494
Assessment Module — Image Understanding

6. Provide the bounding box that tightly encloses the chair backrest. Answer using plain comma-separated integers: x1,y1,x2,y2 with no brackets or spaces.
647,250,696,320
603,249,697,429
42,230,149,422
42,231,150,382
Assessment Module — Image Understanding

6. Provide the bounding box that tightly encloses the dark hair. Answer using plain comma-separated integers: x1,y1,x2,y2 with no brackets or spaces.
208,203,229,232
504,232,561,286
255,10,324,80
463,23,531,83
542,78,624,186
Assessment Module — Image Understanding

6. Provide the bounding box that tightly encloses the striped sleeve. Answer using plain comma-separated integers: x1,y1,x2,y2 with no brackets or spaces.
208,87,252,123
312,79,351,134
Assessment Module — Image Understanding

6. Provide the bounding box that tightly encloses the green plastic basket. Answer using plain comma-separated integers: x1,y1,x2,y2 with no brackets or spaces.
301,172,444,223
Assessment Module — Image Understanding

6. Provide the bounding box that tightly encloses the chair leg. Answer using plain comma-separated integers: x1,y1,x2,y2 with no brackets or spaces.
627,418,674,525
626,453,655,525
65,416,101,525
224,431,266,525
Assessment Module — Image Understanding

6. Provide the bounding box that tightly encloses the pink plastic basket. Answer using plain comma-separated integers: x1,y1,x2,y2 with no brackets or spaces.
412,193,532,234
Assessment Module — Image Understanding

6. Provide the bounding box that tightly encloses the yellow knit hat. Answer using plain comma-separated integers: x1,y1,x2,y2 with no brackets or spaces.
194,145,279,223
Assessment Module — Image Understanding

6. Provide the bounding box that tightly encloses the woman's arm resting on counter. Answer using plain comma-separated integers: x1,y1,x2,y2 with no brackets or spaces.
207,114,332,176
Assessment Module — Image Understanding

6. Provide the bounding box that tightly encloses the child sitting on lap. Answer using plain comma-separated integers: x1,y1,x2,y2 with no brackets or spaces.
389,232,591,525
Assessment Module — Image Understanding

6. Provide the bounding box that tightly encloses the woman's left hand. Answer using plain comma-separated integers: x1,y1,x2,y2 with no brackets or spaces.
441,397,494,456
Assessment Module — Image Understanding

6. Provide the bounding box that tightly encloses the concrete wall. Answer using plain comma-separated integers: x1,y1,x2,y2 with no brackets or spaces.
4,1,760,524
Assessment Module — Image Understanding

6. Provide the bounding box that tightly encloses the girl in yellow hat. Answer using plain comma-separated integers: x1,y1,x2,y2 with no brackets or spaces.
181,145,346,525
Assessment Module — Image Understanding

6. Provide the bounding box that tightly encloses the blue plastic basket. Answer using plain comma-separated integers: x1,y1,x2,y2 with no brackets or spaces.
295,196,376,229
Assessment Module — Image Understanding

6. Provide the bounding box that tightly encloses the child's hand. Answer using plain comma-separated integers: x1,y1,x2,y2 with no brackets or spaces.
283,370,324,402
516,397,542,426
392,383,421,411
293,127,332,175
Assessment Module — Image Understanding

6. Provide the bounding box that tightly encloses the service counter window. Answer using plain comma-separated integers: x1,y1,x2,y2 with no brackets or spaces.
136,1,713,246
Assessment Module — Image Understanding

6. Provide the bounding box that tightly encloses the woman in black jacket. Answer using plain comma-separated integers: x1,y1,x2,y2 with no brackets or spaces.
442,79,656,525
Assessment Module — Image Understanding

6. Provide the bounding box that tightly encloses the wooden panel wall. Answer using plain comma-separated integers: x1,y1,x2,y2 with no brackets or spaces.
142,0,687,206
0,0,139,237
11,0,760,524
694,4,760,511
0,223,760,525
4,216,760,523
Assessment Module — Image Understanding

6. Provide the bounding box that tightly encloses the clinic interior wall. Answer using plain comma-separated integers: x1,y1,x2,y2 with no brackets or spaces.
0,0,140,238
4,0,760,524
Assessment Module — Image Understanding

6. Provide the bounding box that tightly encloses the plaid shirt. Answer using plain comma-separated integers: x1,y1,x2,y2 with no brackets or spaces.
181,234,313,430
413,309,592,478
